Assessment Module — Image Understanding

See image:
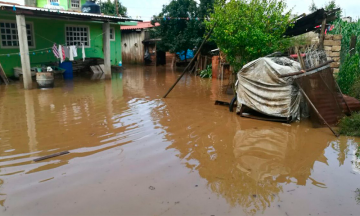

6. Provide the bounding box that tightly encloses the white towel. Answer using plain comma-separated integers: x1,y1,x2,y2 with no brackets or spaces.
71,46,78,57
82,43,85,62
69,46,73,61
58,45,63,63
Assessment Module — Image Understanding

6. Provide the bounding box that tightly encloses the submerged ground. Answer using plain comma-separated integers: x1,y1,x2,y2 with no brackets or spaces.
0,65,359,215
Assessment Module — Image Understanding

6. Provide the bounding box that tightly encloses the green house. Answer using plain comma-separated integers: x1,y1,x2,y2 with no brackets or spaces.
0,2,139,88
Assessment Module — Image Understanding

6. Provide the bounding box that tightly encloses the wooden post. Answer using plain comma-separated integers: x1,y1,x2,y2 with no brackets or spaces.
16,15,32,89
350,34,357,56
319,18,327,49
204,56,208,70
295,46,306,69
103,22,111,79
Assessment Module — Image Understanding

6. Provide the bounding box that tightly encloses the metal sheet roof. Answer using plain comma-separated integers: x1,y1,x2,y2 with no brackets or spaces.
121,21,160,30
0,3,142,23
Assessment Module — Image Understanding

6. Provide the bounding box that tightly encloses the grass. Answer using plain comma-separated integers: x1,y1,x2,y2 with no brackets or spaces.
338,112,360,137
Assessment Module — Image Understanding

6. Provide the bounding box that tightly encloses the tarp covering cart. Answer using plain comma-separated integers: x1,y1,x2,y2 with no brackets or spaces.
236,57,304,122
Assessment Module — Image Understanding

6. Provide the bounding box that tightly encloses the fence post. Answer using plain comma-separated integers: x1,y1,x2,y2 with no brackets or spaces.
350,35,357,56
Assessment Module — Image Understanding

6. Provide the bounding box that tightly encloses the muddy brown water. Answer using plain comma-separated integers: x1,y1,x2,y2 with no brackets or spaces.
0,66,360,215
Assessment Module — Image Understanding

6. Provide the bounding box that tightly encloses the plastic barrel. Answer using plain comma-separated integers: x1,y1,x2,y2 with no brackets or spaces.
60,61,73,79
36,72,54,89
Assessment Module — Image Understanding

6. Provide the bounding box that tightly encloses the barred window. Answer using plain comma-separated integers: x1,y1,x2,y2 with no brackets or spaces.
65,25,89,47
110,27,115,41
0,21,34,48
71,0,80,8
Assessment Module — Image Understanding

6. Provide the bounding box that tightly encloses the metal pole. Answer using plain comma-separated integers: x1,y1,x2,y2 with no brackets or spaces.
163,25,215,98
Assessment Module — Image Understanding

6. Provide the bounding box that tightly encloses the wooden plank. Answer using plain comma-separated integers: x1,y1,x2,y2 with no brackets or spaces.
319,18,327,49
298,86,339,137
99,64,105,73
90,65,102,74
0,63,9,85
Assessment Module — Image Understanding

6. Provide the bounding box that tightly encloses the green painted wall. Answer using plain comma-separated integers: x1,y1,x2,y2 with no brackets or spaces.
37,0,87,11
0,12,122,77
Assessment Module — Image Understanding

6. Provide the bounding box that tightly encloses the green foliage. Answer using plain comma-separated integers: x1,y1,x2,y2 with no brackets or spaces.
337,54,360,95
329,19,360,63
99,0,127,16
200,64,212,78
151,0,216,54
338,112,360,137
206,0,292,69
309,0,341,16
350,77,360,100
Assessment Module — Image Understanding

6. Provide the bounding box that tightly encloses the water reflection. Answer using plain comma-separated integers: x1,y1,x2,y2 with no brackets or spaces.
153,98,341,214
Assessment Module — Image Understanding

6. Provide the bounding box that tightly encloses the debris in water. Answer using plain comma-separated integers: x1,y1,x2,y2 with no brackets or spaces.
33,151,70,162
149,186,155,190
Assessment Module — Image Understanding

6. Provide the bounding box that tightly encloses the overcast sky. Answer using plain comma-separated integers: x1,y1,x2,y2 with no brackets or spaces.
122,0,359,21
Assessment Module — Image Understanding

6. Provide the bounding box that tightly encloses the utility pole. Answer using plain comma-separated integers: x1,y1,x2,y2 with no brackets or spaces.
115,0,118,16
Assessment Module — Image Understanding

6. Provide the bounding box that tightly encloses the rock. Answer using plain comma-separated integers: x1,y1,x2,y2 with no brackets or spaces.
333,35,343,40
333,68,339,74
324,40,341,46
332,46,341,52
330,62,340,68
325,34,333,40
324,46,332,51
329,51,340,57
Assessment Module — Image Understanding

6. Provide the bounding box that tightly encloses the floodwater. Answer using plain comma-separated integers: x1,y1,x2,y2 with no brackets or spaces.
0,65,359,216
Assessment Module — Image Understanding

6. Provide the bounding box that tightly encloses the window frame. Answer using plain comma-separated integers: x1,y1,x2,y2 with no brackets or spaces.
70,0,80,9
65,24,90,48
49,0,60,4
110,27,115,41
0,20,36,49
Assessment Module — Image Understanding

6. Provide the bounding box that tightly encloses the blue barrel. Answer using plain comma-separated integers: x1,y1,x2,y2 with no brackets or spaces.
60,61,73,79
60,61,73,74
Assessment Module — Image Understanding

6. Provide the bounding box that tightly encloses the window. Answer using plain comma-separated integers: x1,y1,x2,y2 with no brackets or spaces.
110,27,115,41
49,0,59,3
0,21,34,48
65,25,89,47
71,0,80,8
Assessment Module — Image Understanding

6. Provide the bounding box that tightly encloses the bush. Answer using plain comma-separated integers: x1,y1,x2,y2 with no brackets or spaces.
351,77,360,100
338,112,360,137
200,64,212,78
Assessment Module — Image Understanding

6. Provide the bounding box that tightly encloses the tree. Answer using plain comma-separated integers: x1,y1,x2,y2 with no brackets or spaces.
206,0,292,69
309,0,342,16
309,0,317,12
151,0,216,55
99,0,127,16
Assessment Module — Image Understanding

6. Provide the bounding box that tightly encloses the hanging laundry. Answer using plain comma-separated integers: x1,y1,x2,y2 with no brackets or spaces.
82,43,86,62
52,43,59,58
69,47,73,61
63,46,70,59
71,46,78,58
58,45,64,63
61,45,65,61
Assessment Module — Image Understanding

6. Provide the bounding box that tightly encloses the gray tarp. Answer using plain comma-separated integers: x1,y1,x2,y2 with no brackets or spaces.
236,57,302,121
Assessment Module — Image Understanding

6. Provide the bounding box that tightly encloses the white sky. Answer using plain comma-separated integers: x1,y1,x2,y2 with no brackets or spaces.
1,0,358,21
121,0,359,21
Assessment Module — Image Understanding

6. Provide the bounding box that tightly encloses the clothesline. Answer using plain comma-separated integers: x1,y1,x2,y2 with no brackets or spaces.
0,31,106,57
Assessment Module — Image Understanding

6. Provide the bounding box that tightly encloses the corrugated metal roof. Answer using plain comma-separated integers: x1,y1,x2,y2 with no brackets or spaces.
121,21,160,30
0,3,141,23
